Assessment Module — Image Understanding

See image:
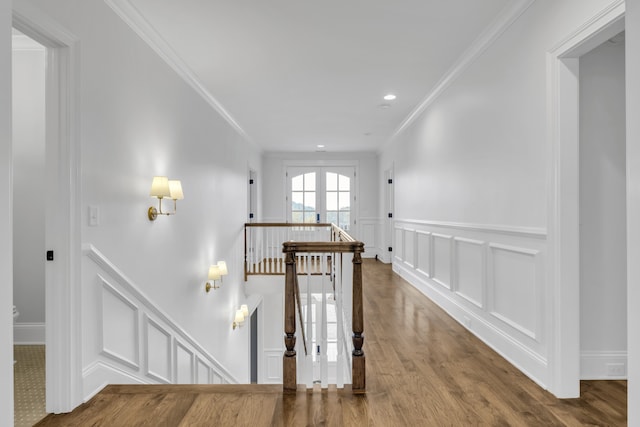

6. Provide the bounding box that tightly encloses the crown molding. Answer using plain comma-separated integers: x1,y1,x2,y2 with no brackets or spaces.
383,0,536,151
104,0,253,146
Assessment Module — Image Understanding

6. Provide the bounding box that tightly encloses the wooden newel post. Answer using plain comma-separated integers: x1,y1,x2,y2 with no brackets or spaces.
283,249,297,392
352,245,365,393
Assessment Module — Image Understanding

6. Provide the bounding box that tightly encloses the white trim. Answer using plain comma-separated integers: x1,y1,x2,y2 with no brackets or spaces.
453,237,486,309
173,339,195,384
104,0,254,146
13,323,46,344
98,277,140,370
82,360,146,402
395,218,546,239
84,244,239,383
143,315,172,384
580,351,627,380
386,0,536,146
431,233,453,290
13,2,83,414
545,0,625,398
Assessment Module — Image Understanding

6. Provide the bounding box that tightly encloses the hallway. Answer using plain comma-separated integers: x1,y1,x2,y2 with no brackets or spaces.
35,259,626,425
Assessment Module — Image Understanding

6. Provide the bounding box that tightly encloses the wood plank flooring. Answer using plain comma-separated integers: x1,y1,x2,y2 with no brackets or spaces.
36,259,627,426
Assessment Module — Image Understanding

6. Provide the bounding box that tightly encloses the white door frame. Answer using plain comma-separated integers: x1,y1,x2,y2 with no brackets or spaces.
383,166,394,264
13,2,82,413
546,0,625,398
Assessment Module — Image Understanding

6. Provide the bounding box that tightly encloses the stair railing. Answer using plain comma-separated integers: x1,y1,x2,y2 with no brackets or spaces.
283,231,365,394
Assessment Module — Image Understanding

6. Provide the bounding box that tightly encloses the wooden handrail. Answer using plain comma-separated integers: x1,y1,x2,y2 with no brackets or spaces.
244,222,365,392
282,232,365,394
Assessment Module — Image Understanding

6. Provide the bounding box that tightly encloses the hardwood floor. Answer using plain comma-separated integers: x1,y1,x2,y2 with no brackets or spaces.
36,259,627,426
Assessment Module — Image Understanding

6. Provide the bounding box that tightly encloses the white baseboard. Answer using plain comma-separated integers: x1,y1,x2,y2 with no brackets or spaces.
581,351,627,380
82,360,146,402
14,322,45,344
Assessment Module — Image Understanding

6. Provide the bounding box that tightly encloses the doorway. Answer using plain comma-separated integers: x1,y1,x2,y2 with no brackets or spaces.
578,32,627,380
12,28,47,426
13,6,82,413
547,4,625,398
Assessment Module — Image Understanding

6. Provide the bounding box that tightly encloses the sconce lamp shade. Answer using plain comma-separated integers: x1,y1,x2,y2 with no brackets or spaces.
169,180,184,200
234,309,245,325
208,265,221,280
241,304,249,318
217,261,228,276
150,176,171,198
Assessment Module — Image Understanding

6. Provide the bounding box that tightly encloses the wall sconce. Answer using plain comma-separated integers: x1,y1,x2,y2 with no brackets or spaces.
148,176,184,221
205,261,229,292
233,305,249,330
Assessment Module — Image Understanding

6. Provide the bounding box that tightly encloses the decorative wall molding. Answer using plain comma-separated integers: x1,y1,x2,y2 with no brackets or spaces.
488,244,541,341
13,322,45,344
264,348,283,384
83,244,238,396
144,315,172,384
432,233,453,290
392,220,548,387
394,218,546,239
387,0,537,145
174,340,195,384
358,217,379,259
415,231,432,278
99,276,140,370
453,237,485,309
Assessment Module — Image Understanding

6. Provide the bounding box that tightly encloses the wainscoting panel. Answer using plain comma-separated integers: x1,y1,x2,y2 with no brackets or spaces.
403,229,415,268
488,243,540,340
99,277,139,370
144,315,172,383
391,220,548,388
454,238,485,309
359,218,378,258
82,244,238,401
196,356,211,384
415,231,431,277
394,227,404,262
432,234,453,289
175,340,195,384
264,349,283,384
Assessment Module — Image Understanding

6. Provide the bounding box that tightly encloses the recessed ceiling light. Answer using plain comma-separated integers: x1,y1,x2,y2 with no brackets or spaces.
383,94,396,101
378,103,391,109
317,144,325,148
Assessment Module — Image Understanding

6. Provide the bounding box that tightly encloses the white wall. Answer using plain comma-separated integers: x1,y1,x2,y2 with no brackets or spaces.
626,1,640,424
26,0,262,385
262,151,379,256
579,36,627,379
0,0,14,424
380,0,621,392
12,38,46,337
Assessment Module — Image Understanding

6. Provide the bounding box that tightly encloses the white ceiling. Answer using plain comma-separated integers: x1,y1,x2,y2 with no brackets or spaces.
123,0,512,152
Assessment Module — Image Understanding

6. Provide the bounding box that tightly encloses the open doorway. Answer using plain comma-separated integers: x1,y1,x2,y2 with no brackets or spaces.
547,3,625,398
579,32,627,381
12,6,82,414
12,28,47,426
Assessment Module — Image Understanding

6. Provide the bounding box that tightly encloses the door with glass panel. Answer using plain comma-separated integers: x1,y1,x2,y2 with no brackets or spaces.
287,166,355,231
